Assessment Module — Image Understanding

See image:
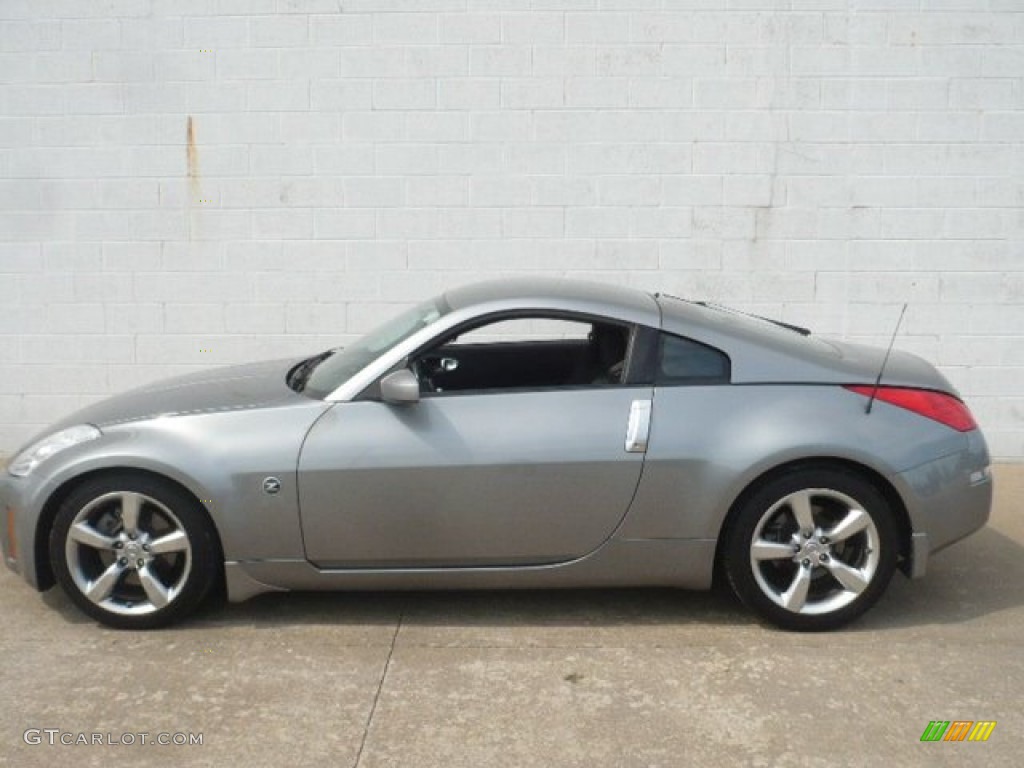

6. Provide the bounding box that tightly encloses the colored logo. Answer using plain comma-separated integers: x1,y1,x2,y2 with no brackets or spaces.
920,721,996,742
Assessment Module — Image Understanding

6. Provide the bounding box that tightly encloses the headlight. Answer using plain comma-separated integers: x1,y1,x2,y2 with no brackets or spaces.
7,425,102,478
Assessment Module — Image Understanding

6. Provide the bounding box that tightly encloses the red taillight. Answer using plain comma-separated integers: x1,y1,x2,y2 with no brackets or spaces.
844,385,977,432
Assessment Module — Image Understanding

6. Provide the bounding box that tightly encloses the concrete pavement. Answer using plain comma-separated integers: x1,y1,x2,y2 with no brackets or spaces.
1,466,1021,767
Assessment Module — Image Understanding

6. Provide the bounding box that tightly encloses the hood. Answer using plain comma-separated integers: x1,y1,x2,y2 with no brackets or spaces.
52,358,308,432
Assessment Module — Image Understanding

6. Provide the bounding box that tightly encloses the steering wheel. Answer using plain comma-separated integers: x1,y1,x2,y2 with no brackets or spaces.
606,360,624,384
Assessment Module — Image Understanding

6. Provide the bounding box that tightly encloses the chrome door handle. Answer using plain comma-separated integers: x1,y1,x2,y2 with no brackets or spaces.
625,399,652,453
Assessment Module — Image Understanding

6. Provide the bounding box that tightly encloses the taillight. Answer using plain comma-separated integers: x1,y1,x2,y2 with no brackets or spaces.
844,385,977,432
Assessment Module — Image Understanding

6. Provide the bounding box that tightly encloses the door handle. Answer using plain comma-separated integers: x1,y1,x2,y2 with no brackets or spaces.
625,399,652,453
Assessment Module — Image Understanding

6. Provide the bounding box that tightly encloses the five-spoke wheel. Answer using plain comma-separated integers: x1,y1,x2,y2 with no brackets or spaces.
51,474,218,629
723,468,898,631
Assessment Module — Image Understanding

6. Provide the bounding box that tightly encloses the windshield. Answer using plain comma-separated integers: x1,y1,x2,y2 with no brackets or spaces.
299,297,449,398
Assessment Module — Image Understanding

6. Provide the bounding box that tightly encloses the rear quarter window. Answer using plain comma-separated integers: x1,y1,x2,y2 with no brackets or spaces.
658,333,730,385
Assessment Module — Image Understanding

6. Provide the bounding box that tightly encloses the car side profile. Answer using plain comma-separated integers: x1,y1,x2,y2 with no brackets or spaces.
1,278,992,631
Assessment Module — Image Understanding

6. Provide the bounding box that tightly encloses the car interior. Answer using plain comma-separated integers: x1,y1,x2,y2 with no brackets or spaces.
411,317,632,394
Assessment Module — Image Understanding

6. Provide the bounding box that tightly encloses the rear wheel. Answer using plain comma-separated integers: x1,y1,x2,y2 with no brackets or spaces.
49,473,219,629
723,468,898,631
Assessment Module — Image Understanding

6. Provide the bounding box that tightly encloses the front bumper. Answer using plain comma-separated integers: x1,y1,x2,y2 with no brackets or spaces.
0,471,47,590
2,499,17,572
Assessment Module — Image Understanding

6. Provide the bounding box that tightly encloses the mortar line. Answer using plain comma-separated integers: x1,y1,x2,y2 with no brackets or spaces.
353,609,403,768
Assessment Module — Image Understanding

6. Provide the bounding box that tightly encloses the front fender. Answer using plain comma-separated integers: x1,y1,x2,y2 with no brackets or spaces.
4,400,328,590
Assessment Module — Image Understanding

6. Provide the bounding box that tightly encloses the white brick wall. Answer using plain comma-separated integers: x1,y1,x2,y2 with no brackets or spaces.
1,1,1022,459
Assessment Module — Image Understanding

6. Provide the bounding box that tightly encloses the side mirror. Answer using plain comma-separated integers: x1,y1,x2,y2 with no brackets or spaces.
379,369,420,405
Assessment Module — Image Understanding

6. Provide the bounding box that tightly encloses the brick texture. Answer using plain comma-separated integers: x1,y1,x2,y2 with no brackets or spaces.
0,2,1021,458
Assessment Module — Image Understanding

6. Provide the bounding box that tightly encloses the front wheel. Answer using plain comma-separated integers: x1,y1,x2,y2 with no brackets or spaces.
722,469,899,631
50,473,219,629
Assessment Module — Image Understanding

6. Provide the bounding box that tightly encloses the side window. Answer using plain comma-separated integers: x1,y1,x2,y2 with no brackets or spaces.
413,315,633,394
658,333,730,385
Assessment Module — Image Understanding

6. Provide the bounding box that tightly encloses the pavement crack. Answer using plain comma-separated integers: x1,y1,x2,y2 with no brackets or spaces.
353,609,402,768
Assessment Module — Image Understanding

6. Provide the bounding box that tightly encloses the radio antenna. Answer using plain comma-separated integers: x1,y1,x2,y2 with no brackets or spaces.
866,303,908,414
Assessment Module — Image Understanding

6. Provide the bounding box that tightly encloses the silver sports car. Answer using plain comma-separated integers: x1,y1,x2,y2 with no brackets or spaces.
1,278,992,631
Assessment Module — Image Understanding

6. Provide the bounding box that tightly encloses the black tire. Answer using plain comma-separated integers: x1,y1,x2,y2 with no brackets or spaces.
49,473,220,629
722,468,898,632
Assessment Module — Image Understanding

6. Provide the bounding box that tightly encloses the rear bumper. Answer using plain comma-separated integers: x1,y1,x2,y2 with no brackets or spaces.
894,430,993,578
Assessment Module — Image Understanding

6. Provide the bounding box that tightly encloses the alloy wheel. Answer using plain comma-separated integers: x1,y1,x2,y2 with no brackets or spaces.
64,490,193,616
748,488,881,616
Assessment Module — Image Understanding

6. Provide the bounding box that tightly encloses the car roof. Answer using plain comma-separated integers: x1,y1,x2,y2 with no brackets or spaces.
440,277,946,389
442,277,846,383
444,277,662,327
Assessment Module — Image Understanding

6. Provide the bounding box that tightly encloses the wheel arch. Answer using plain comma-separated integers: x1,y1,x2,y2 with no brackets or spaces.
33,466,225,592
712,456,912,584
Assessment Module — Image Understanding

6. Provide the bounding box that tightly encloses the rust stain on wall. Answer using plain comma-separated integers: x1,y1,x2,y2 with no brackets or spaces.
186,115,200,199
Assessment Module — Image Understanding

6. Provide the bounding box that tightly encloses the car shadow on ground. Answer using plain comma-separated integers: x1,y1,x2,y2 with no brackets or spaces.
195,583,752,633
861,525,1024,630
38,524,1021,634
206,521,1024,634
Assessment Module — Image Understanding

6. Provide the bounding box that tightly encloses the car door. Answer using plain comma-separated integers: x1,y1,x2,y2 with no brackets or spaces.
296,317,653,568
